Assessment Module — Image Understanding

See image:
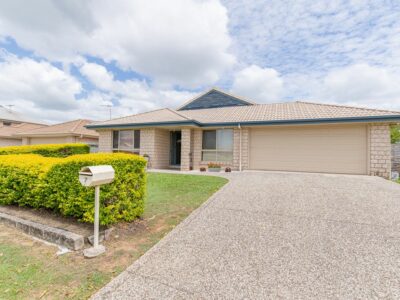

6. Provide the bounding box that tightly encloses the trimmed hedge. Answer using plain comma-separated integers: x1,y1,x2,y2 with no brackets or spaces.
0,153,146,225
0,143,89,157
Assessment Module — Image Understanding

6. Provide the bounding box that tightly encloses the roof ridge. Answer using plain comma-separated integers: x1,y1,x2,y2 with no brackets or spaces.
70,119,84,133
295,101,400,114
165,108,192,120
96,108,168,124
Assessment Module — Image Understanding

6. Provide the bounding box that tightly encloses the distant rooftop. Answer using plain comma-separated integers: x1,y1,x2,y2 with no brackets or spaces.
15,119,99,137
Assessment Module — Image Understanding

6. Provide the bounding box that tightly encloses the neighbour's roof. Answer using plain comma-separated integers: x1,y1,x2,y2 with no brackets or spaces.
87,89,400,129
0,123,47,138
0,106,44,124
15,119,99,137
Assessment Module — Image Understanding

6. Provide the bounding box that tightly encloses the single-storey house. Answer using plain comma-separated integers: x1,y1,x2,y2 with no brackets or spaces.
15,119,99,146
0,106,47,147
87,88,400,178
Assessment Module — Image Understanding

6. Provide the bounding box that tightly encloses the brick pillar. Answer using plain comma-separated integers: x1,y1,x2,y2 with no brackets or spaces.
181,128,192,171
369,124,391,179
98,131,112,152
139,129,155,168
192,129,202,170
233,128,249,171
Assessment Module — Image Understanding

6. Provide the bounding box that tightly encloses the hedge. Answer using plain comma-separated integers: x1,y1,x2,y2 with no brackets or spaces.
0,143,89,157
0,153,147,225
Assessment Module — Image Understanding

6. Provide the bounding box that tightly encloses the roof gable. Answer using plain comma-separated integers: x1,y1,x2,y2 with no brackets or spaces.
178,89,253,111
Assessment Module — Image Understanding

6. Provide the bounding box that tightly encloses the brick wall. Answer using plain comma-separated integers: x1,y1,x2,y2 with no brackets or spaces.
0,138,21,147
192,129,202,170
153,129,170,169
369,124,391,179
98,130,112,152
181,128,192,171
138,128,170,169
233,128,249,170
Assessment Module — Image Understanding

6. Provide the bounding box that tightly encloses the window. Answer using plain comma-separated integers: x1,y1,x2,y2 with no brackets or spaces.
112,130,140,153
202,129,233,162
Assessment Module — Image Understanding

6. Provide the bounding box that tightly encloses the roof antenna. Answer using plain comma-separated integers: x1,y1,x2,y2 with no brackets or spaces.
101,104,113,120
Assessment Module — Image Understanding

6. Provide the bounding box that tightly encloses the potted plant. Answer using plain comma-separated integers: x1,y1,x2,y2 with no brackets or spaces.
208,163,221,172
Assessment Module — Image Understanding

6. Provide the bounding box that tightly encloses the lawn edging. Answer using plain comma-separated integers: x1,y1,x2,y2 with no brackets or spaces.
0,211,84,250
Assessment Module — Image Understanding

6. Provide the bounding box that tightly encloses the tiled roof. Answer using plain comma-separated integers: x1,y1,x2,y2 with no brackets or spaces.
89,108,190,126
181,101,400,123
88,101,400,128
15,119,99,137
0,123,47,138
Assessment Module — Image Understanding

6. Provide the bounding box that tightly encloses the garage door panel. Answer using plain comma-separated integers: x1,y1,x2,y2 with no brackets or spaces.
249,125,367,175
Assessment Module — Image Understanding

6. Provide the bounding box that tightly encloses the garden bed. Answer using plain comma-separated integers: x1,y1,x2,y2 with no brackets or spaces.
0,172,228,299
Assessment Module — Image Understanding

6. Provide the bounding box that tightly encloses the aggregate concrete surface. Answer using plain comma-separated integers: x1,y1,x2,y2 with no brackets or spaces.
93,171,400,299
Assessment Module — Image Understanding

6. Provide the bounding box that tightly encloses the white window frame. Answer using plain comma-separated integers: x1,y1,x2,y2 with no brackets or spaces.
201,129,233,162
112,130,140,154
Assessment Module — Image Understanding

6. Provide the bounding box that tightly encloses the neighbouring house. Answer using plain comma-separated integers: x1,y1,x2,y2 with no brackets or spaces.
15,119,99,147
0,106,47,147
87,88,400,178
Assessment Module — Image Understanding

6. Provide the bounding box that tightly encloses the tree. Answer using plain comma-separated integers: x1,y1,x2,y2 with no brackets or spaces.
391,125,400,144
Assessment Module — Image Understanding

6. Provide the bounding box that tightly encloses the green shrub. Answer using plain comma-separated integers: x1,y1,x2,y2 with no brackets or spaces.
0,143,89,157
0,153,146,225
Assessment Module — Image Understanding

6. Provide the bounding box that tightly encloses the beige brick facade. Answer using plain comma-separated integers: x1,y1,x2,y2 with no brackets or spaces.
98,130,112,152
96,123,392,178
181,128,192,171
192,129,202,170
139,128,170,169
369,124,391,179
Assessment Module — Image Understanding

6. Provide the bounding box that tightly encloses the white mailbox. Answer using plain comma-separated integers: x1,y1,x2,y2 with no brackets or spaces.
79,165,115,258
79,165,115,187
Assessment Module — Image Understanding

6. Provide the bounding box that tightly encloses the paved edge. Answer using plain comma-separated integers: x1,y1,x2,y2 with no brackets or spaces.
91,175,232,299
0,211,84,250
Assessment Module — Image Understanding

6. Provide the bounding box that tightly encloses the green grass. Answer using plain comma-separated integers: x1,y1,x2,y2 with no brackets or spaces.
0,172,227,299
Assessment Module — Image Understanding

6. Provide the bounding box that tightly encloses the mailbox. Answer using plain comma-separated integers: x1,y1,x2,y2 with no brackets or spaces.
79,165,115,187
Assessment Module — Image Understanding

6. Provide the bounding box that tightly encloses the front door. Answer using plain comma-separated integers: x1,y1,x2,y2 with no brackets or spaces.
170,131,182,166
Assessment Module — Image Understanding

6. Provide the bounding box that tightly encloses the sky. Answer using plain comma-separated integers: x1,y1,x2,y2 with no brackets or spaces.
0,0,399,123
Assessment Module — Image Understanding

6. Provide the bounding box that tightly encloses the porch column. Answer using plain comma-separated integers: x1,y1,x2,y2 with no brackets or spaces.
181,128,192,171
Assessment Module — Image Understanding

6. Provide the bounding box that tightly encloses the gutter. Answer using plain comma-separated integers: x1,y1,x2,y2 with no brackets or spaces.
86,115,400,130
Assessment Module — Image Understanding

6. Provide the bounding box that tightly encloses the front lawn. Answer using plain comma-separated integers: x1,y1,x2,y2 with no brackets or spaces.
0,173,227,300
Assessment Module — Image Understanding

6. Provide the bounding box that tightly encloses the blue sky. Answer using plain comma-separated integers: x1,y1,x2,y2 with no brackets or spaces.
0,0,399,123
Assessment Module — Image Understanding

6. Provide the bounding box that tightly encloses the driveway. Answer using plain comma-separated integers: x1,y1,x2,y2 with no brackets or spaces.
93,171,400,299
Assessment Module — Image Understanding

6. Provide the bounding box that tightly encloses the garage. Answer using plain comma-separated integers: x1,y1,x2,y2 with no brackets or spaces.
249,124,368,175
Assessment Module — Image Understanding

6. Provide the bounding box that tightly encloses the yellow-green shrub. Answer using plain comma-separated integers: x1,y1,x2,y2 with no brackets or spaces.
0,143,89,157
0,153,146,225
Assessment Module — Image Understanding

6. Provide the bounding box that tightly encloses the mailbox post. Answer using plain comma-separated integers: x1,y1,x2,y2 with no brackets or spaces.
79,165,115,258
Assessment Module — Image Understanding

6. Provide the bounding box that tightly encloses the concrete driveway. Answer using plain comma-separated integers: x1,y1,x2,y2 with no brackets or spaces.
93,171,400,299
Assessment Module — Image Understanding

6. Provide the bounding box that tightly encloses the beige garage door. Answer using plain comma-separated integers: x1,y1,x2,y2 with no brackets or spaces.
249,125,368,175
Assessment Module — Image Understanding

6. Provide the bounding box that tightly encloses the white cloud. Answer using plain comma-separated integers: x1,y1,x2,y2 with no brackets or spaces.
0,52,81,110
80,61,196,112
231,65,283,103
316,64,400,110
0,0,234,87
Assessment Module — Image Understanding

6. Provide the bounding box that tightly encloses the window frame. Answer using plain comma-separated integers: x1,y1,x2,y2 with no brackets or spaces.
201,129,233,162
112,130,140,154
